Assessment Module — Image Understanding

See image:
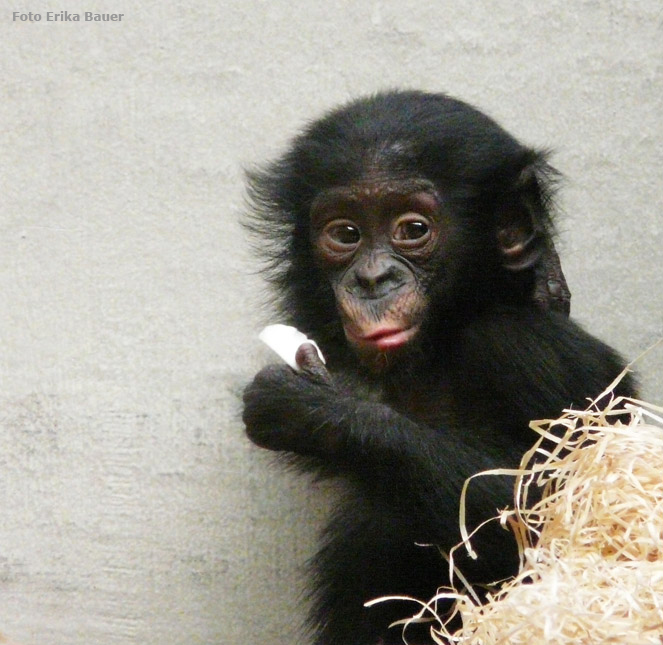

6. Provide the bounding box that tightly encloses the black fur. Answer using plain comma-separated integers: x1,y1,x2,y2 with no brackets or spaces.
242,90,636,645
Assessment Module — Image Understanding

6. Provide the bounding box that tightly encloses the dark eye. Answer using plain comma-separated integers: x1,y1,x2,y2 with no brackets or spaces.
319,220,361,255
330,224,361,245
392,215,432,248
396,221,428,240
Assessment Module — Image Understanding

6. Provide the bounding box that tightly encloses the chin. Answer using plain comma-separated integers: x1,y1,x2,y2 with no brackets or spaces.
352,338,418,374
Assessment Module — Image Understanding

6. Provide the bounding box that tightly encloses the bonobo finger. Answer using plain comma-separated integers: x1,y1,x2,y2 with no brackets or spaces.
296,343,332,384
534,243,571,317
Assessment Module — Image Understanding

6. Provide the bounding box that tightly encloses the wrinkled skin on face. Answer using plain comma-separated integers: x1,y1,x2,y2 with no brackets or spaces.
312,179,441,364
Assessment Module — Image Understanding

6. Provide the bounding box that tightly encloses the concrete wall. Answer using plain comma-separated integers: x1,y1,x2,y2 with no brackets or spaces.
1,2,661,643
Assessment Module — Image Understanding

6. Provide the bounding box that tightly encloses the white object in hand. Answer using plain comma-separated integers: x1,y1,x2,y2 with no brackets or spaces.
259,324,326,371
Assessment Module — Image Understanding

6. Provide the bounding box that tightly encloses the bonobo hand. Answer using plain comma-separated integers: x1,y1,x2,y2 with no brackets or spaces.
534,243,571,316
295,342,333,385
243,343,334,452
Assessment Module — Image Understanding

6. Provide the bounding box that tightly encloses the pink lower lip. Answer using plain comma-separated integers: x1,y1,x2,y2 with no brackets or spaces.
351,326,418,351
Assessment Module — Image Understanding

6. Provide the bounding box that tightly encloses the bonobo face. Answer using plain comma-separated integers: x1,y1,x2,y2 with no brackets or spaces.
311,177,448,366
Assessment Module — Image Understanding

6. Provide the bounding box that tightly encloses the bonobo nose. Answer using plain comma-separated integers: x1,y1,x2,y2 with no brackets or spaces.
353,259,406,299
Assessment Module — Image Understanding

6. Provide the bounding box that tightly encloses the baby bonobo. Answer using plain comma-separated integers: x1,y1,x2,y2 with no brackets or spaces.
242,90,636,645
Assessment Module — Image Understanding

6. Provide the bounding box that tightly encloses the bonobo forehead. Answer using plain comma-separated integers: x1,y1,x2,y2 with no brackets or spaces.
296,90,525,191
311,177,438,211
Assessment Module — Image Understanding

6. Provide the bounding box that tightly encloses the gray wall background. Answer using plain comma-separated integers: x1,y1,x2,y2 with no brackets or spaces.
1,2,662,644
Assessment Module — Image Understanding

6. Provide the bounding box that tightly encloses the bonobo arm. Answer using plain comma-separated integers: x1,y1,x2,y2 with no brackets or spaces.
242,347,508,522
242,360,439,474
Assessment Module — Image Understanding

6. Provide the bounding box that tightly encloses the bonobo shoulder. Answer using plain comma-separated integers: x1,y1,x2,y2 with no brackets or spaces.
457,307,628,369
451,308,637,423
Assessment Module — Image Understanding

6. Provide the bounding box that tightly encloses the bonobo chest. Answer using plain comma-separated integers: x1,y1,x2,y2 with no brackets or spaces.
382,371,458,428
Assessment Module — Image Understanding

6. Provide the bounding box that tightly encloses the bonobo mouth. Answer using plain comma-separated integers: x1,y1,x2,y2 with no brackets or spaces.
345,324,419,352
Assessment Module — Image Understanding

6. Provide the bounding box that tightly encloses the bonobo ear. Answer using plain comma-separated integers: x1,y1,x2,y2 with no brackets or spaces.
495,162,551,272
